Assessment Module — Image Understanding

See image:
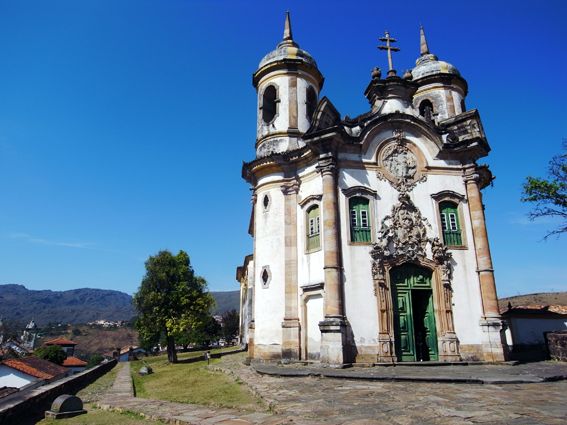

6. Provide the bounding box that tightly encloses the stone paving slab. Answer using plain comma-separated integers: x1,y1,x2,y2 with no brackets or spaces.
252,361,567,384
97,357,567,424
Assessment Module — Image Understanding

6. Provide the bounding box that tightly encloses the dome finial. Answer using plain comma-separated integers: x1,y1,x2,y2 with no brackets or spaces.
420,25,430,56
283,11,293,42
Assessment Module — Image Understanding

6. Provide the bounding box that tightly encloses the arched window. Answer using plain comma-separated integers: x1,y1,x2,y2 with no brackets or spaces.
419,100,434,123
306,205,321,251
306,86,317,123
349,197,371,243
262,85,278,123
439,201,462,246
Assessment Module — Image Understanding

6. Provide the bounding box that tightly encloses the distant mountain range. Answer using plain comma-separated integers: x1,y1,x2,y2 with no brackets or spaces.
0,284,240,326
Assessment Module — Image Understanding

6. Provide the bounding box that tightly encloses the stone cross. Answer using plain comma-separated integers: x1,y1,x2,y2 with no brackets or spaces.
378,31,400,77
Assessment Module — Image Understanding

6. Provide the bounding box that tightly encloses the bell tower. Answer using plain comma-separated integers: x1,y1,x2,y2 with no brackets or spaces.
252,13,324,158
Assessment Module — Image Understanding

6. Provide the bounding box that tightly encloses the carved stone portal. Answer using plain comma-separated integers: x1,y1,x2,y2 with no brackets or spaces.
370,190,460,362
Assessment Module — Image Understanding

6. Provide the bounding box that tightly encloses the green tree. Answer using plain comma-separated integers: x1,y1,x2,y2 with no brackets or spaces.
522,142,567,238
185,314,222,347
86,353,104,368
35,345,67,365
221,309,240,342
133,250,214,363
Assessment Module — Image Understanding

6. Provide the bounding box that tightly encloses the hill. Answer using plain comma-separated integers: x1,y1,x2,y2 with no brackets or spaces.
499,292,567,307
0,284,240,325
211,290,240,315
0,284,135,326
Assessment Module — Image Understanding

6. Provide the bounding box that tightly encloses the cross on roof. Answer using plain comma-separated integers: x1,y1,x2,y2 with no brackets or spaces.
378,31,400,77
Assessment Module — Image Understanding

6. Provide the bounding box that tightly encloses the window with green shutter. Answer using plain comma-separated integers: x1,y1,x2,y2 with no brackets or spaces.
349,197,371,243
439,201,462,246
306,205,321,251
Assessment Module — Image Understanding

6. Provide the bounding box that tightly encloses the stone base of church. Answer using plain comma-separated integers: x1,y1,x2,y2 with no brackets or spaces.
246,323,255,360
438,332,461,362
281,319,301,361
252,344,284,361
319,317,347,366
479,317,507,362
377,333,396,363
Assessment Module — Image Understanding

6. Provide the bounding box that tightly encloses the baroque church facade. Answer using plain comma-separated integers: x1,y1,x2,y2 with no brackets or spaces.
237,14,507,365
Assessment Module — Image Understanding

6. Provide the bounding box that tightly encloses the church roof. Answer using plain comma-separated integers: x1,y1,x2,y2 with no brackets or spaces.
257,12,318,70
411,27,461,81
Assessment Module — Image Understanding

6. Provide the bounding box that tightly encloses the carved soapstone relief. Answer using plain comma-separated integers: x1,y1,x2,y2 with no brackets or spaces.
377,129,427,192
370,192,453,293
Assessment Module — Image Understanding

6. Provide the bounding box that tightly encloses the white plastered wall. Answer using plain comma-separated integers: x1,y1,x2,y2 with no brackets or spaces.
253,183,285,350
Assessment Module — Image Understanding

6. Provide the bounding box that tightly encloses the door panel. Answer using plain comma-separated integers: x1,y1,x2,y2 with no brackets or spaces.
424,292,438,360
394,290,415,361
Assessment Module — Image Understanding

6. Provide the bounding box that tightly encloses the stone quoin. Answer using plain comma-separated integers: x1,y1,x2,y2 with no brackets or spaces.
236,13,507,366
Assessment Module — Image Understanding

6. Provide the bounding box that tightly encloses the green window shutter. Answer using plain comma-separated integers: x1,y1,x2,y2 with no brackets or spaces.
439,202,462,246
349,197,371,243
306,205,320,251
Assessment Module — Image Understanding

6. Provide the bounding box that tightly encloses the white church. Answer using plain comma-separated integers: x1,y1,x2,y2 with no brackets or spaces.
237,14,507,365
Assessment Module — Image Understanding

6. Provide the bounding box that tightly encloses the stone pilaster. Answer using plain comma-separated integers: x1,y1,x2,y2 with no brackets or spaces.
280,179,301,361
438,264,460,361
316,153,347,366
464,167,506,362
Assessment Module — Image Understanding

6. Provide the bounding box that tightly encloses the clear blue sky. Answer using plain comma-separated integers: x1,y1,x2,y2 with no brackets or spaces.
0,0,565,297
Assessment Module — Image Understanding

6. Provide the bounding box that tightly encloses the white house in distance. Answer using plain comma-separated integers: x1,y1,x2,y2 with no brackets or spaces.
0,357,68,391
237,14,507,365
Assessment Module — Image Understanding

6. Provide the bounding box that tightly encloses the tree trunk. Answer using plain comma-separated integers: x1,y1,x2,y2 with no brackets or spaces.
166,334,178,363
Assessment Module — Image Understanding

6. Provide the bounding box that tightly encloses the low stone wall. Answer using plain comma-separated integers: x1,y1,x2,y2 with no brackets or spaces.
176,347,245,364
0,359,116,425
546,331,567,361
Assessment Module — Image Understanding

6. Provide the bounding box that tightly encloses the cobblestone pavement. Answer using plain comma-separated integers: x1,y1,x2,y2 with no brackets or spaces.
217,354,567,425
98,356,567,425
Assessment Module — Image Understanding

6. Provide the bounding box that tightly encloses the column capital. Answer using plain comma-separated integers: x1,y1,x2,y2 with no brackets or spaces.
280,179,300,195
316,153,337,176
463,166,481,184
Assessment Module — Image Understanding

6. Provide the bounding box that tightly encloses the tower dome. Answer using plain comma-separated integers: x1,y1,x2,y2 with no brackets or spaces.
258,19,318,69
252,13,324,158
411,27,461,80
411,26,467,121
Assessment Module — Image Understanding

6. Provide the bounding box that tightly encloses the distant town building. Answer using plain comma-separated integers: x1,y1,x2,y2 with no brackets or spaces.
502,303,567,360
44,337,87,373
0,356,68,391
20,319,39,351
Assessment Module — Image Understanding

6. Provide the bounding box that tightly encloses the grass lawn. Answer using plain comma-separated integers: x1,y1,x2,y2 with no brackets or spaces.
38,404,162,424
131,350,263,411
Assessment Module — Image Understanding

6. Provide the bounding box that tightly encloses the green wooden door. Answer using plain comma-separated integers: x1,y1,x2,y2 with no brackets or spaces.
391,265,438,361
393,290,415,361
424,292,438,360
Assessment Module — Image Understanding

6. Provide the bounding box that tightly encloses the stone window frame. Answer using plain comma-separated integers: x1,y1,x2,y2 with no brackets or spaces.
260,84,280,126
305,85,318,124
260,265,271,289
299,194,323,254
261,192,271,213
431,190,468,250
341,186,378,246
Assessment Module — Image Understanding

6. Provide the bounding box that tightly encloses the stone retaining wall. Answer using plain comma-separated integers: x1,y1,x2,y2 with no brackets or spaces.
546,331,567,362
0,359,116,425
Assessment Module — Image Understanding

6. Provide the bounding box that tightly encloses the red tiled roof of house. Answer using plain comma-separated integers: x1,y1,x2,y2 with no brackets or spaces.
1,357,68,380
62,356,87,367
44,337,77,346
500,304,567,315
